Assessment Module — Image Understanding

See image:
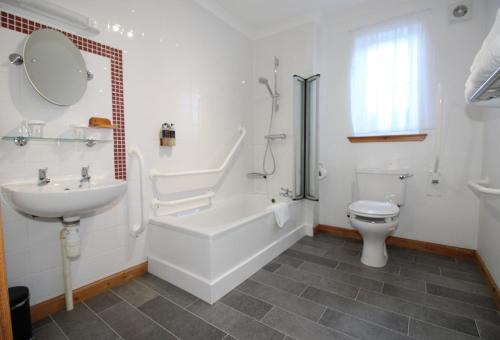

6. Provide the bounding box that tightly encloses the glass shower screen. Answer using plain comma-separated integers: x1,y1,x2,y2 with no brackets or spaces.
293,74,320,201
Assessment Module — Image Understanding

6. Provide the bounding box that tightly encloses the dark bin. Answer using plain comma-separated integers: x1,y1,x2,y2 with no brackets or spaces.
8,286,32,340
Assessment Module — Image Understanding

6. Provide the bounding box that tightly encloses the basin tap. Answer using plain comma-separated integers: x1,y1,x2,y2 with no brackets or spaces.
38,168,50,186
80,166,91,186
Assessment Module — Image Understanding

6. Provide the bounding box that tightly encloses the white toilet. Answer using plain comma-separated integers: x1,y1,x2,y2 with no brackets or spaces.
348,168,410,268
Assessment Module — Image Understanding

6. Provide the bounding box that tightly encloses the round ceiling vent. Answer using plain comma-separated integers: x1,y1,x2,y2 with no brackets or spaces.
449,1,473,23
453,4,468,18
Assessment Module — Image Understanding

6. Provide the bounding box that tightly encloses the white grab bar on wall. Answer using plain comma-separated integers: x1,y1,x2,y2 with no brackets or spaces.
150,127,247,178
468,179,500,196
431,83,445,184
152,191,215,208
128,147,147,237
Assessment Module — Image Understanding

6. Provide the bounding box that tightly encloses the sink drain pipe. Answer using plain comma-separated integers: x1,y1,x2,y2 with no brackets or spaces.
60,219,81,311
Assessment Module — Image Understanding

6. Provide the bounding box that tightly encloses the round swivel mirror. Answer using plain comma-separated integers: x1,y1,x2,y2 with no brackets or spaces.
23,28,88,106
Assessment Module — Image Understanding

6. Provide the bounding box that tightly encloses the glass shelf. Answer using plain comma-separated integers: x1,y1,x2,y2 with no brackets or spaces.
2,136,112,147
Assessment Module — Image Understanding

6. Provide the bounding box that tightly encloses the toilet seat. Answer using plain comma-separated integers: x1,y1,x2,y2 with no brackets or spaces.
348,200,399,267
349,200,399,219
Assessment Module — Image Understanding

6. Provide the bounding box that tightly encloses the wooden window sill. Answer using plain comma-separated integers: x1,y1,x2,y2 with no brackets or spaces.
347,134,427,143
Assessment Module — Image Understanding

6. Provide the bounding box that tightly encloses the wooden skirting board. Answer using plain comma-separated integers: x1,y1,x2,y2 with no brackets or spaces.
315,224,500,308
315,224,475,259
30,262,148,323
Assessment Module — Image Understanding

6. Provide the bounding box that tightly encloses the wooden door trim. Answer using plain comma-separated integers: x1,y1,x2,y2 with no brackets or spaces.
0,206,13,340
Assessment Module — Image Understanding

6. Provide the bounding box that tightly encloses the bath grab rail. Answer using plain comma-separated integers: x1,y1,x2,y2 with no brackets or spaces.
128,147,147,237
150,127,247,178
468,179,500,196
152,191,215,209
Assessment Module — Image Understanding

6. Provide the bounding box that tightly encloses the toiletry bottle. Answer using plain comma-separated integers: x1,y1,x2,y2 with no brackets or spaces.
160,123,169,146
167,124,176,146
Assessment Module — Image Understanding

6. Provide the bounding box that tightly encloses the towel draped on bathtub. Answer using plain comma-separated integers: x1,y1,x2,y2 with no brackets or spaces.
273,202,290,228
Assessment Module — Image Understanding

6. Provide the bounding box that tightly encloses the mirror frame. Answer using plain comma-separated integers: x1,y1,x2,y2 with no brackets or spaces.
23,28,89,106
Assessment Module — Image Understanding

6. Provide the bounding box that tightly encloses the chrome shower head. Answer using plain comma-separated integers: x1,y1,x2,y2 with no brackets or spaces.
258,77,274,97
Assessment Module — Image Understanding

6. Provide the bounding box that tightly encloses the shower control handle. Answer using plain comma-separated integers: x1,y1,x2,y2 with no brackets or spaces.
399,174,413,180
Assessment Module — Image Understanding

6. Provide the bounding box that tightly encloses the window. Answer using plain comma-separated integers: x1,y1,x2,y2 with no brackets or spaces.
350,15,431,136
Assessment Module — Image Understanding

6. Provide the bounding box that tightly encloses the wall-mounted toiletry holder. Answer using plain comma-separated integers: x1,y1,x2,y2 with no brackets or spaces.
2,136,112,147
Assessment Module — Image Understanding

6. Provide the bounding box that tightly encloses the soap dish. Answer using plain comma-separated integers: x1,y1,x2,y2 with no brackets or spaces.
89,117,117,129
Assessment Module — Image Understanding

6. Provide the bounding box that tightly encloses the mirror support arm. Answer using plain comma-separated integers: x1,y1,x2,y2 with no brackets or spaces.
9,52,93,82
8,53,23,65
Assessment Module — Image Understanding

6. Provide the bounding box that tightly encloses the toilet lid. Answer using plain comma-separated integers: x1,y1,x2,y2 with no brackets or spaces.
349,200,399,218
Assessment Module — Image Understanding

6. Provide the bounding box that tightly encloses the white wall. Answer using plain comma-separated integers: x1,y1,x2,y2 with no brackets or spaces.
476,0,500,286
251,23,316,198
0,0,253,304
478,108,500,285
0,0,494,306
317,0,486,249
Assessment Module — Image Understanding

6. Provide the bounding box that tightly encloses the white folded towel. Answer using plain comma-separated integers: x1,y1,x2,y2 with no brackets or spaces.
465,9,500,106
273,202,289,228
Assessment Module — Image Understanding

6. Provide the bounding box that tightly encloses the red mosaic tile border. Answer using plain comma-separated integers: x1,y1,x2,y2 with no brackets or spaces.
1,11,126,180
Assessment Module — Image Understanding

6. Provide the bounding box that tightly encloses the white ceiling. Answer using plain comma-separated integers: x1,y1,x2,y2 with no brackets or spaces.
195,0,369,39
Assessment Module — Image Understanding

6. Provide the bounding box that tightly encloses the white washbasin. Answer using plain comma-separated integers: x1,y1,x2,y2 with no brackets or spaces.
1,178,126,221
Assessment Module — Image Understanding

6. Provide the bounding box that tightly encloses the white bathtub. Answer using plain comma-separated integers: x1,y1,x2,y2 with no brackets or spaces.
147,194,312,303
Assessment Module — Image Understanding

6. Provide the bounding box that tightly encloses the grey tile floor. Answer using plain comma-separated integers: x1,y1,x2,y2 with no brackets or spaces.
33,233,500,340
